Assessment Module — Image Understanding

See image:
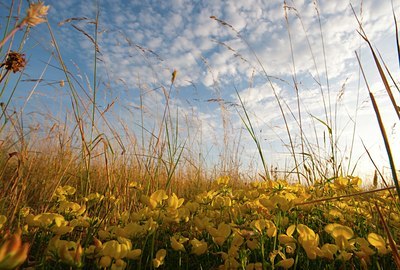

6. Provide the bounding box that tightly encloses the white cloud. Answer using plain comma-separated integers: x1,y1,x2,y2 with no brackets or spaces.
37,0,400,178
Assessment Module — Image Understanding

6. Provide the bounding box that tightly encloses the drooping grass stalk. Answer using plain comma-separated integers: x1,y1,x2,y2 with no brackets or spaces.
284,1,338,179
235,89,270,181
283,2,303,184
282,2,340,182
295,185,396,206
346,70,362,176
85,7,101,195
46,21,91,194
48,10,117,196
355,51,400,199
199,55,233,174
210,16,304,182
314,1,337,178
21,54,52,112
90,11,100,146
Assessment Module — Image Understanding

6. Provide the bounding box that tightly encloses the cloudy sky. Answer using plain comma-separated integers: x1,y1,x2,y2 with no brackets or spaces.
2,0,400,181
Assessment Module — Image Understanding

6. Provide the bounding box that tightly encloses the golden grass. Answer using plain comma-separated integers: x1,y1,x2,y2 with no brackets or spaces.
0,1,399,269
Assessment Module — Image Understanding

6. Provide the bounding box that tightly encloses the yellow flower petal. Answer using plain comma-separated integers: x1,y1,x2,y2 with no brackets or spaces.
191,238,208,255
275,258,294,269
367,233,386,248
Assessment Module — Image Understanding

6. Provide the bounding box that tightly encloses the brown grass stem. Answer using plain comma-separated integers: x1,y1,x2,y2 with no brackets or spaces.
355,51,400,199
295,186,396,206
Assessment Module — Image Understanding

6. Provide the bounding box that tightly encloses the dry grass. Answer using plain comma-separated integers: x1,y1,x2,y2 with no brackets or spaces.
0,1,399,269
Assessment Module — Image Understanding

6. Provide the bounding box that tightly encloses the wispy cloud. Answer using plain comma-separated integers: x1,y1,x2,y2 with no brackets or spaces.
28,0,400,176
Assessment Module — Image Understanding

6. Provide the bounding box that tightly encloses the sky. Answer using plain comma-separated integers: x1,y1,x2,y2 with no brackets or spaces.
1,0,400,182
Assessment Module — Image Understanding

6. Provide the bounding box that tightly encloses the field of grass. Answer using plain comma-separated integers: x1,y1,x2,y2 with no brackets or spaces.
0,1,399,269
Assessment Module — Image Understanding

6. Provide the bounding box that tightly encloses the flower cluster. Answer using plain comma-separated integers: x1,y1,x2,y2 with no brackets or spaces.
0,176,397,269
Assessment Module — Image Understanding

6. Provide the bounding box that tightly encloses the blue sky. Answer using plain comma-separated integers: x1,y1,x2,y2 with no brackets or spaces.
2,0,400,181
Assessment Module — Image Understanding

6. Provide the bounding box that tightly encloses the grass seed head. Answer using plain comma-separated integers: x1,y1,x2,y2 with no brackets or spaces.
24,1,49,27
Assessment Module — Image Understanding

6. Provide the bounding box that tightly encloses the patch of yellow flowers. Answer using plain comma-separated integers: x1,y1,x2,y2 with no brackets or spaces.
0,175,398,269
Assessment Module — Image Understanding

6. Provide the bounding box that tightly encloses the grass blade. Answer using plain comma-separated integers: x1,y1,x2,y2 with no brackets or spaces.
235,89,270,181
355,51,400,199
352,5,400,121
375,202,400,269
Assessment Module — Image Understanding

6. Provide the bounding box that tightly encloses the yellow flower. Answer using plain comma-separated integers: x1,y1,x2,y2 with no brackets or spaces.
318,243,338,260
334,176,349,189
208,223,231,246
126,249,141,260
278,224,297,254
231,233,244,247
324,209,344,222
153,249,166,268
367,233,391,255
143,217,158,232
252,219,276,238
171,235,188,252
141,189,168,209
275,258,294,269
297,224,319,260
355,237,375,256
122,222,145,238
86,192,104,202
178,207,190,222
270,195,292,211
52,225,74,235
58,201,86,216
212,195,232,208
24,1,49,27
69,217,90,228
246,237,259,250
278,224,296,244
25,213,65,228
19,207,30,218
190,238,208,255
0,229,29,270
325,224,354,250
0,215,6,229
99,255,112,268
215,176,230,186
111,259,127,270
59,242,83,267
98,229,111,240
47,236,83,267
185,201,199,213
337,250,353,261
194,216,213,231
101,239,130,259
221,255,241,269
167,193,184,210
270,249,294,269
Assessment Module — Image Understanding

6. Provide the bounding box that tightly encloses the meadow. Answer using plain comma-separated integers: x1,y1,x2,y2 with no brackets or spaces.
0,1,399,269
